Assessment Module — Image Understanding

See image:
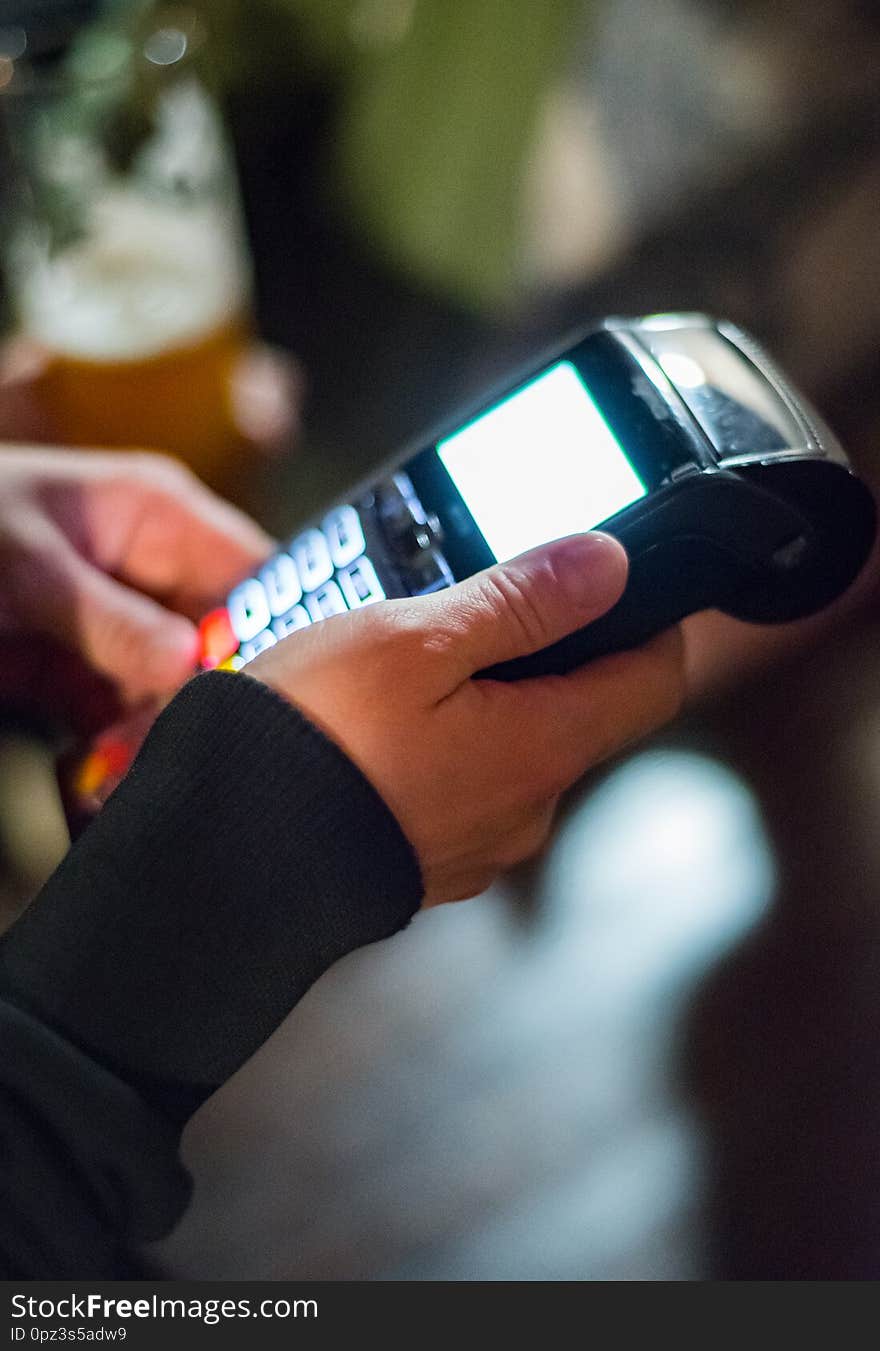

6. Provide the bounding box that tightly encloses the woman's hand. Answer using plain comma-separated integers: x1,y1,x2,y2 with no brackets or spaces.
0,447,271,726
249,532,684,907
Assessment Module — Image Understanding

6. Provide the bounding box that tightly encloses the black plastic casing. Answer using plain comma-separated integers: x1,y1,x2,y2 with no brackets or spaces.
354,313,876,680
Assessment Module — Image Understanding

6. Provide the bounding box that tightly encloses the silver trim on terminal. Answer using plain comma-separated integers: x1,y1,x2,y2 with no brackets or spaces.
611,327,718,472
606,312,715,334
717,321,849,468
712,448,826,472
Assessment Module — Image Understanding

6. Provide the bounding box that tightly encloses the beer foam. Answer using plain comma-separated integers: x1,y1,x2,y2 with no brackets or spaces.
17,188,249,361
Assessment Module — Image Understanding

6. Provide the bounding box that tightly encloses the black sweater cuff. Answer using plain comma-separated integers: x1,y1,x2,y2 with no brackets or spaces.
0,671,423,1108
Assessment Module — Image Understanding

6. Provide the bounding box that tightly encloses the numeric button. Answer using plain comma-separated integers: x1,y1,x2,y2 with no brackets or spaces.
238,628,277,664
292,528,333,591
260,553,302,616
227,577,271,643
305,581,348,622
323,505,366,570
338,556,385,608
272,605,311,638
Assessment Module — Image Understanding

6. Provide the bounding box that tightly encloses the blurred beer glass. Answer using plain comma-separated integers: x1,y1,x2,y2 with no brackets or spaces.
0,5,278,488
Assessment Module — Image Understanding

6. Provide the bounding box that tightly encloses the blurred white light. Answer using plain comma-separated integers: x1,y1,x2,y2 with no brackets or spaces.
144,27,188,67
543,748,775,994
455,748,776,1064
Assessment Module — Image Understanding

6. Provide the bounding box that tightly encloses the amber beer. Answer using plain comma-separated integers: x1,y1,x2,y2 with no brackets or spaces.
16,186,254,487
39,313,252,484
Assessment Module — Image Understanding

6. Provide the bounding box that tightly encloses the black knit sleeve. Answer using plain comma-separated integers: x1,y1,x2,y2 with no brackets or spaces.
0,1000,190,1277
0,670,424,1115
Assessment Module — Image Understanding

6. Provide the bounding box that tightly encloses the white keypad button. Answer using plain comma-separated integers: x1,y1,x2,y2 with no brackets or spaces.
305,581,348,623
260,552,302,617
228,577,271,643
338,556,386,609
292,528,333,591
322,505,366,570
272,605,312,638
238,628,277,664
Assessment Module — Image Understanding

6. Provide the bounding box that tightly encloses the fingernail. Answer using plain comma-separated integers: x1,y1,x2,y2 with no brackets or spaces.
551,532,627,606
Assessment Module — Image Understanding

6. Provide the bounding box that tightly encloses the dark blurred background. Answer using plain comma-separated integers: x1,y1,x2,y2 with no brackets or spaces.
2,0,880,1279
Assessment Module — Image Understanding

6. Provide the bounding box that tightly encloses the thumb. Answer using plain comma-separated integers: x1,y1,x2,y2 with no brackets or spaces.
33,541,199,700
421,532,628,684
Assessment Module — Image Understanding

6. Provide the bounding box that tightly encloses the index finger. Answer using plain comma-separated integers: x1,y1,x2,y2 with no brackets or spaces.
93,454,275,613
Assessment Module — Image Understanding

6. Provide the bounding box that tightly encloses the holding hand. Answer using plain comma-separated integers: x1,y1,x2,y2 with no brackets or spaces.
249,532,684,906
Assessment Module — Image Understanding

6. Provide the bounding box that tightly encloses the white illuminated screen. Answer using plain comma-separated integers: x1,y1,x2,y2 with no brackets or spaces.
437,361,646,562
